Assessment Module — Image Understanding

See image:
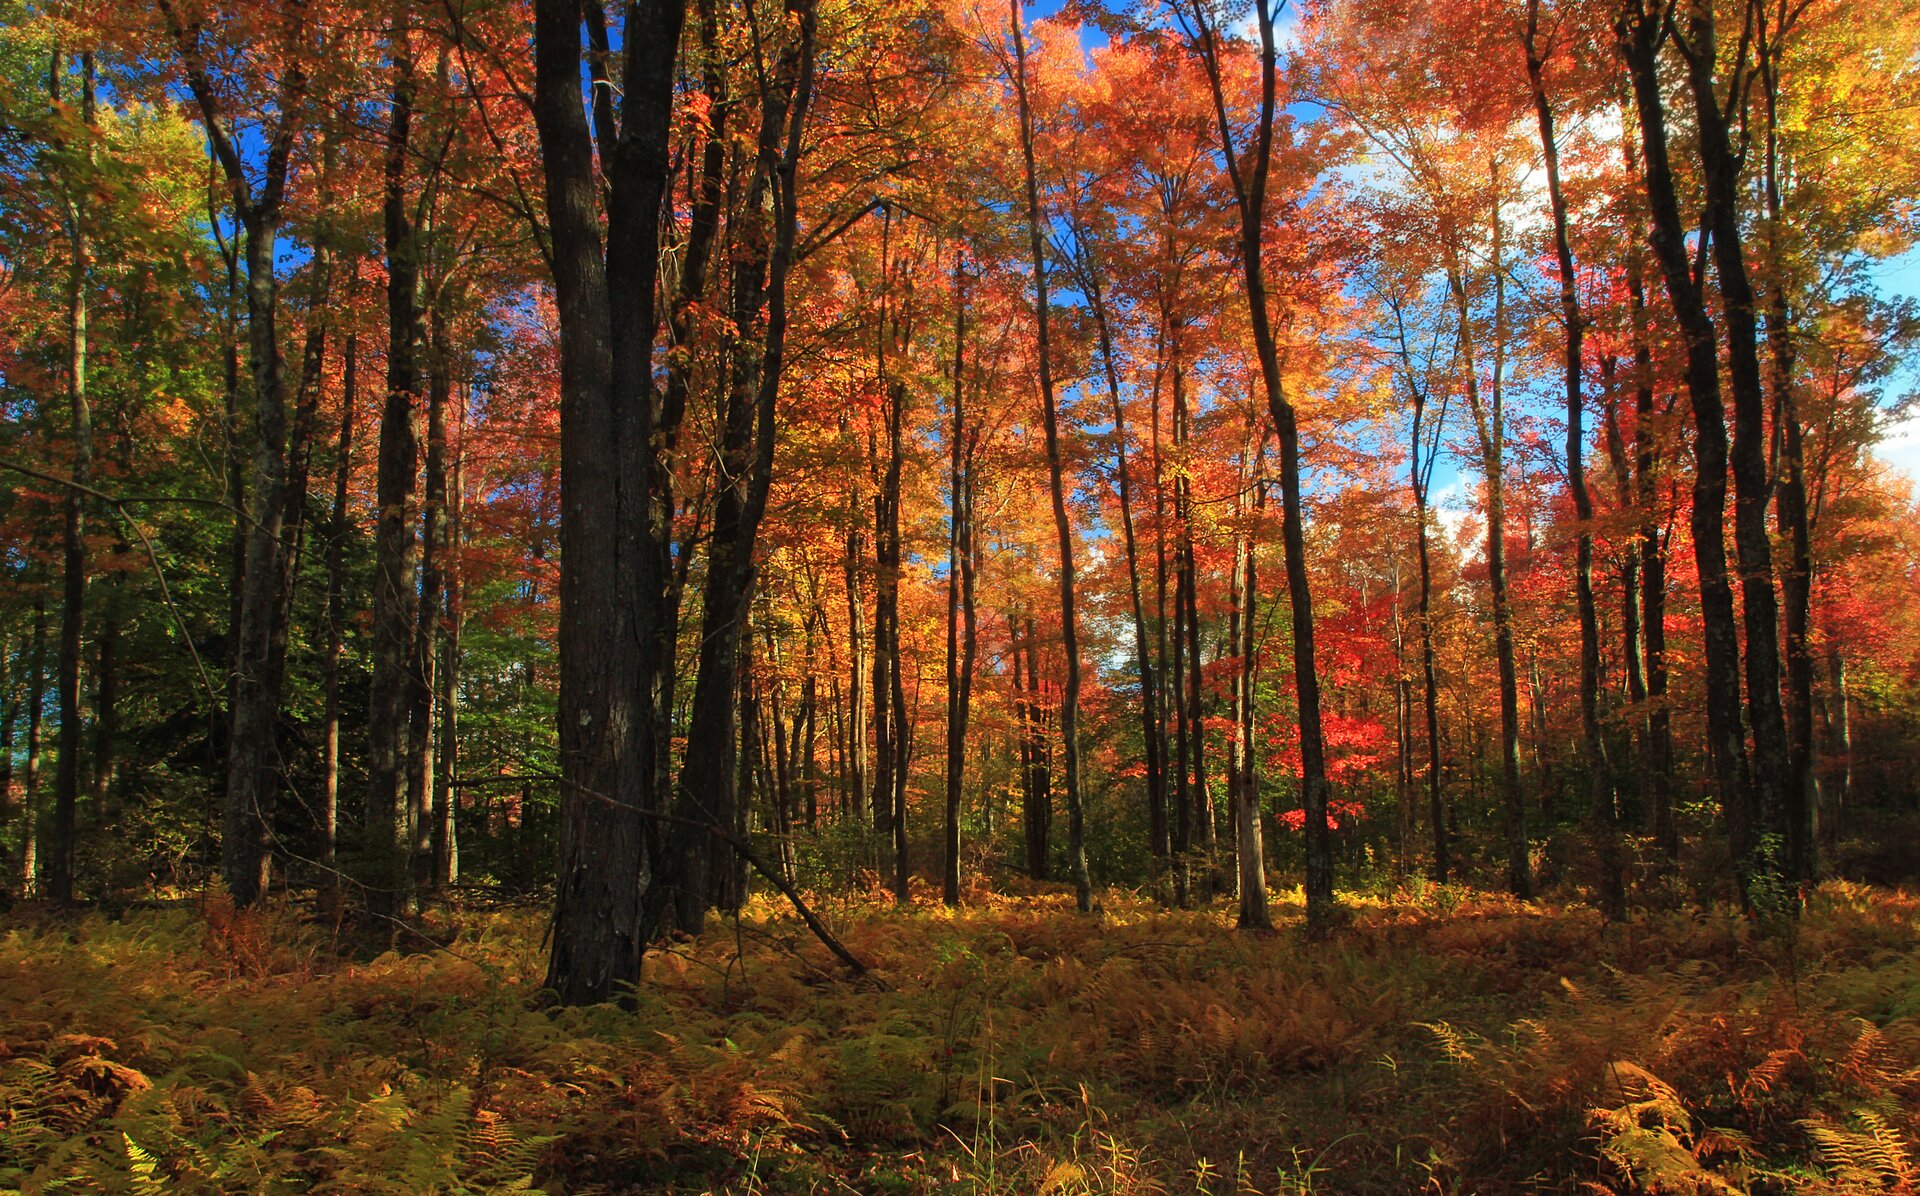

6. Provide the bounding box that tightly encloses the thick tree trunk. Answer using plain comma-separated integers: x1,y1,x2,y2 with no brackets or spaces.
532,0,684,1005
1011,0,1090,911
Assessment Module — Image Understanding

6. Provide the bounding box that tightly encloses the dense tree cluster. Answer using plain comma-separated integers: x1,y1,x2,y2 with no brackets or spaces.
0,0,1917,1003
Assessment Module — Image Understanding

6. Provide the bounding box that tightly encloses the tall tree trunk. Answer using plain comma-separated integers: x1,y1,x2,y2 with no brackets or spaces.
1011,0,1090,911
1017,615,1051,880
89,599,118,830
1172,358,1203,899
1449,215,1529,898
869,230,906,887
1186,0,1334,926
409,301,450,902
321,332,358,898
21,602,46,894
49,49,94,907
531,0,684,1004
844,522,867,821
1527,8,1617,914
1391,560,1412,876
1626,247,1675,861
1677,2,1794,902
1150,323,1175,870
1081,248,1166,875
943,256,974,908
1620,3,1756,894
0,637,15,876
1397,310,1450,884
370,18,423,918
661,4,815,932
1759,16,1816,882
1233,432,1270,930
164,0,310,908
435,381,464,889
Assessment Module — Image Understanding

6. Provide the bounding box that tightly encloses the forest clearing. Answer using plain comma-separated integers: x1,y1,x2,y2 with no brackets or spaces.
3,878,1920,1192
3,0,1920,1188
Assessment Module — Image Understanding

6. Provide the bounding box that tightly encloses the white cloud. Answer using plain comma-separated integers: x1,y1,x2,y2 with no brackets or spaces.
1875,411,1920,483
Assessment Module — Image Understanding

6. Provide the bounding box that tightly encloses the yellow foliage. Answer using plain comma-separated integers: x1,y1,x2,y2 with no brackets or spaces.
0,882,1914,1192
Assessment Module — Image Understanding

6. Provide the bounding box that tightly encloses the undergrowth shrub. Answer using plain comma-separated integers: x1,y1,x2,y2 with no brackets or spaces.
0,881,1914,1193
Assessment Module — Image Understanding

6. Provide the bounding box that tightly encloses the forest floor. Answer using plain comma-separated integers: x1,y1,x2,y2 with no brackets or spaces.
1,878,1917,1195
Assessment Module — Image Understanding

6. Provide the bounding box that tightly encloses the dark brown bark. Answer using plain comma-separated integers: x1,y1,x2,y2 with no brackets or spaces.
663,1,816,931
1619,2,1756,891
1076,237,1166,876
0,637,15,870
1758,9,1816,881
1625,247,1676,860
409,301,451,901
1015,615,1051,880
165,0,309,906
370,14,423,917
1391,299,1450,883
533,0,685,1004
1675,1,1794,902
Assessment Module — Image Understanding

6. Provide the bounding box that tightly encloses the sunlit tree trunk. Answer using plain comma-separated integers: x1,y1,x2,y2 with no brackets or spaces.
1233,431,1270,930
321,331,357,900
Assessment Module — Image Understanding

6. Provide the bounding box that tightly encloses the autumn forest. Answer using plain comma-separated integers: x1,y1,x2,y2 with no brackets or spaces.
1,0,1919,1189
